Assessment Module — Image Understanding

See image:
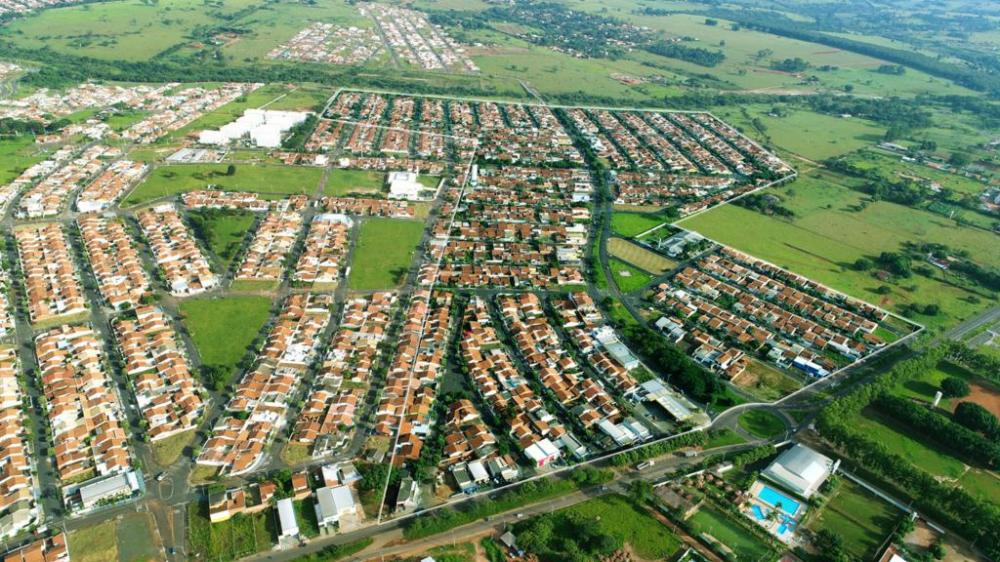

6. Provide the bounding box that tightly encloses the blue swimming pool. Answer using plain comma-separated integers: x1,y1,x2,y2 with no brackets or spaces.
757,485,801,516
751,505,766,520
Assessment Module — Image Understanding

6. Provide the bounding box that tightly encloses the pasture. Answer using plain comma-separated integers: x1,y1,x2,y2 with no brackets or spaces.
123,163,324,205
348,218,425,290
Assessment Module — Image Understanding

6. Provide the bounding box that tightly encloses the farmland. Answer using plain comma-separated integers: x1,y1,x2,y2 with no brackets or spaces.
123,163,324,205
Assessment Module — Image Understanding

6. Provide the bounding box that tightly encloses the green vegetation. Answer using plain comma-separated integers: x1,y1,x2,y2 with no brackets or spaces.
186,208,256,269
124,163,323,206
611,212,665,238
687,507,775,560
68,520,118,562
0,135,46,185
607,237,676,274
324,169,385,196
403,467,612,540
151,429,196,467
294,499,320,539
679,169,997,331
515,495,682,561
179,296,271,389
703,429,746,448
807,480,901,560
187,501,273,562
737,410,786,439
288,539,373,562
609,258,652,293
735,360,804,401
116,513,162,562
349,219,425,290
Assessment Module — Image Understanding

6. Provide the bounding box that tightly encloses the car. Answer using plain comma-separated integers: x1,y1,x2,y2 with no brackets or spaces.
156,472,167,482
516,512,524,518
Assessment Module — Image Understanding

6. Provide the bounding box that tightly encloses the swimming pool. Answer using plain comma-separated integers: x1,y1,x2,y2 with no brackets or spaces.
757,485,801,516
751,505,766,520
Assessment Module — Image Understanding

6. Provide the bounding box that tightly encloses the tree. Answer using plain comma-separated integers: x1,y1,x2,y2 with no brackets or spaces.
226,164,237,176
854,257,874,271
954,401,1000,439
929,541,945,560
948,152,971,167
941,377,970,398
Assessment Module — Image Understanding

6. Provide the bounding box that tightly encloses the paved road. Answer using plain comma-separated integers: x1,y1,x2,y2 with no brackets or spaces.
934,304,1000,345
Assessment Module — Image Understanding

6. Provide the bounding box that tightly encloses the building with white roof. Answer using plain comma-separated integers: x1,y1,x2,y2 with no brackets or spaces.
761,444,838,498
314,486,355,527
199,109,311,148
277,498,299,537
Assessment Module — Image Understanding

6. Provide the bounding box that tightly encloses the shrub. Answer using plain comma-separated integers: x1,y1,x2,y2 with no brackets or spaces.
940,377,970,398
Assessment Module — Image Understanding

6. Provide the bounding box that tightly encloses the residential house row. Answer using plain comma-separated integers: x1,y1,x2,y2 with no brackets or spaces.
0,348,39,539
77,216,151,310
14,223,87,324
235,211,304,282
137,205,219,297
198,293,334,475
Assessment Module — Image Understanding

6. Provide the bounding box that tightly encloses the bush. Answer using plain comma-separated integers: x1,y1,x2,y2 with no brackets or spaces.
940,377,970,398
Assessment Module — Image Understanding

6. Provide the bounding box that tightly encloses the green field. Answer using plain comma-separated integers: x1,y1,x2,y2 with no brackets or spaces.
324,169,386,196
807,479,900,560
610,258,652,293
735,360,804,402
679,169,997,332
187,501,274,562
709,105,886,162
0,135,46,185
68,520,118,562
179,296,271,378
891,359,979,408
521,495,683,560
348,219,425,290
687,507,776,561
611,212,666,238
737,410,787,439
123,163,324,205
186,208,257,270
854,408,967,479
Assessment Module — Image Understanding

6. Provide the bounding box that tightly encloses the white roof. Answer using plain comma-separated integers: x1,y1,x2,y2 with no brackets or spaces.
316,486,354,520
761,444,835,498
468,460,489,482
276,498,299,536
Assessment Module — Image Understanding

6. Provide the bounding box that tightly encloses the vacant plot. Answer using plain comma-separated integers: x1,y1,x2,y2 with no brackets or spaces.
557,495,683,559
607,237,676,274
687,506,776,561
611,212,666,238
187,501,274,562
69,520,118,562
892,360,985,409
0,135,46,185
151,429,196,467
610,258,652,293
186,208,257,270
737,410,786,439
349,219,425,290
808,479,900,560
179,296,272,378
679,170,997,331
324,169,385,196
124,163,324,205
734,359,804,402
117,512,161,562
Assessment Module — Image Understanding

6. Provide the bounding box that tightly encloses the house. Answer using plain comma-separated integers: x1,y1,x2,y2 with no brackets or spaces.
277,498,299,538
314,486,355,527
395,477,421,512
523,438,560,467
761,444,838,499
451,464,477,494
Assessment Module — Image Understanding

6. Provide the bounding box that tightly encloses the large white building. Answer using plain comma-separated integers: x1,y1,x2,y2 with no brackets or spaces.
199,109,310,148
761,444,838,498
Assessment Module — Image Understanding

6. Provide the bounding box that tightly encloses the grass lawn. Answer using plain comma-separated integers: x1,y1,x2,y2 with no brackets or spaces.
737,410,786,439
324,169,385,196
117,512,161,562
151,429,196,467
807,479,901,560
179,296,272,379
280,443,312,466
611,212,666,238
853,407,966,479
679,168,997,332
607,237,676,274
703,429,747,449
123,163,323,205
687,506,776,561
187,501,274,562
294,499,320,538
69,520,118,562
891,359,982,409
349,218,424,290
186,208,257,270
0,135,46,185
610,258,652,293
559,495,683,559
957,469,1000,506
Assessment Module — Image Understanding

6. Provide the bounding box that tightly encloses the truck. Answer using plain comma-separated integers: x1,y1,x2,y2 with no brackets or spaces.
636,460,655,471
